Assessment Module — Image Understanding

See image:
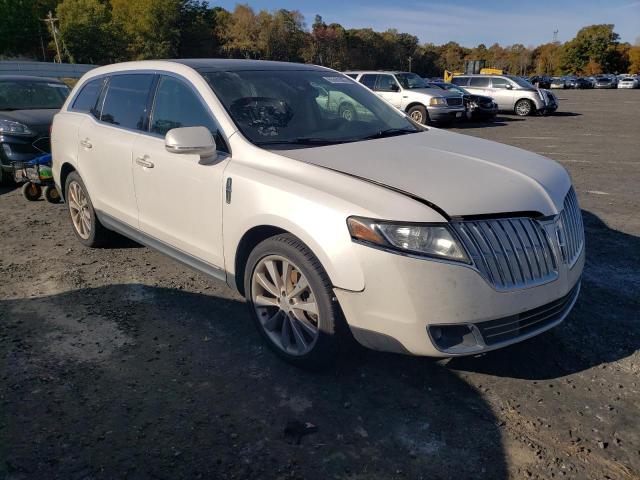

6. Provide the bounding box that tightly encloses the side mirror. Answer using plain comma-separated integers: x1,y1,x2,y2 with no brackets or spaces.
505,84,513,90
165,126,216,160
390,84,400,92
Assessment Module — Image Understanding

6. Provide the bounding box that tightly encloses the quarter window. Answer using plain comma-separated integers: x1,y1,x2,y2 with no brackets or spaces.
359,74,378,89
100,74,154,131
71,78,105,115
469,77,491,88
150,75,227,152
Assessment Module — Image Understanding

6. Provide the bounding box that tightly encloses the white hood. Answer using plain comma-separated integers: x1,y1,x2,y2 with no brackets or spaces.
276,129,571,218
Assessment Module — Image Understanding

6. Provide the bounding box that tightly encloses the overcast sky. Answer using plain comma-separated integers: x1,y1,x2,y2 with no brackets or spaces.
212,0,640,46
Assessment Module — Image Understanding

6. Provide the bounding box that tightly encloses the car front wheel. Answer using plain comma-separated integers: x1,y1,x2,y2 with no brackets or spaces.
244,234,343,368
514,99,533,116
407,105,429,125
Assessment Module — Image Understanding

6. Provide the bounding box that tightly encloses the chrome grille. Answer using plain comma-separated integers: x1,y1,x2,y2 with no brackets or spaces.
452,217,558,291
446,97,463,107
558,187,584,267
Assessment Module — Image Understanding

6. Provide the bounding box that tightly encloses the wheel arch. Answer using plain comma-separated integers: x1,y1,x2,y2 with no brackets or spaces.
405,101,426,113
59,162,77,201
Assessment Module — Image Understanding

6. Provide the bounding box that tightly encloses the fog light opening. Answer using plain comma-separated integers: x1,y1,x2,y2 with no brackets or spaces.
428,324,480,353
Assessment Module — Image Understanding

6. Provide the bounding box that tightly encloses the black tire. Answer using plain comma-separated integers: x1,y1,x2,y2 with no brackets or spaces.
514,99,533,117
43,185,61,204
22,182,42,201
64,171,112,247
338,102,357,122
407,105,429,125
244,233,344,369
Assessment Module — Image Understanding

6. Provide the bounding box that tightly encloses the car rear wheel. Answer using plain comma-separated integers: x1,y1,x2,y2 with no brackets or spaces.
407,105,429,125
244,234,343,369
65,172,112,247
514,99,533,116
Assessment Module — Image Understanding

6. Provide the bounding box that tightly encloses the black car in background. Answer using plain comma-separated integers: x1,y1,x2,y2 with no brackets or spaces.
427,82,498,121
528,75,552,89
565,77,593,89
0,76,70,184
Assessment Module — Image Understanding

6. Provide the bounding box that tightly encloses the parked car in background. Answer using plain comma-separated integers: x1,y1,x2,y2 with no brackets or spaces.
52,59,584,367
617,77,639,89
427,81,498,121
594,76,617,89
550,77,567,89
344,71,466,126
568,77,593,89
528,75,552,89
0,75,71,184
451,74,557,116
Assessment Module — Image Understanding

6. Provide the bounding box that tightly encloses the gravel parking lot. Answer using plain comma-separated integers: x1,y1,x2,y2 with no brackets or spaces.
1,89,639,480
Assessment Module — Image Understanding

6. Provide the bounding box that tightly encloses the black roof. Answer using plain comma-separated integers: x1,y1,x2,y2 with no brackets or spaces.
0,74,66,83
169,59,330,72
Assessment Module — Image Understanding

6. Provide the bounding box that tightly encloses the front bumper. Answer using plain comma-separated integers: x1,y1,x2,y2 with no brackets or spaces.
335,243,584,357
428,106,466,123
0,134,50,170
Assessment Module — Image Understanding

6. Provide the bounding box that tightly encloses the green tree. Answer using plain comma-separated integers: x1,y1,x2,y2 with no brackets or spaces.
0,0,57,59
56,0,115,64
111,0,181,60
559,24,623,73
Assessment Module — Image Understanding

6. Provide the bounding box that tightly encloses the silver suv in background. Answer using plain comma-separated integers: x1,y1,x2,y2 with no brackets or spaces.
452,74,558,116
344,71,466,126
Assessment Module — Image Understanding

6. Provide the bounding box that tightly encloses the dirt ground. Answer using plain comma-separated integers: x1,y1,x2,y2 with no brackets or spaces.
1,89,639,480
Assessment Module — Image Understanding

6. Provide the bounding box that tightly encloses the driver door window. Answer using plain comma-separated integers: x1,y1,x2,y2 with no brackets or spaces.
150,76,227,152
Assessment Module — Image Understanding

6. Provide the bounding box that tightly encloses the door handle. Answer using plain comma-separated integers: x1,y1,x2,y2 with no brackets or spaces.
135,156,154,168
79,138,92,149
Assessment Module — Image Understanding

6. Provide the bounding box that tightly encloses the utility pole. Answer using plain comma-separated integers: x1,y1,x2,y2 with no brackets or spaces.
42,11,62,63
553,29,559,43
408,57,412,72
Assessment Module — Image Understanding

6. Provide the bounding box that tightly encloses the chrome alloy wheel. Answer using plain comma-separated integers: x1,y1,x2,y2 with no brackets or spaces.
67,181,91,240
410,110,424,123
251,255,320,356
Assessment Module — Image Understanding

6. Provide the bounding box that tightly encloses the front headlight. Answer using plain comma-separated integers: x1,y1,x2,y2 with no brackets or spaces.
347,216,469,262
0,119,34,136
429,97,447,106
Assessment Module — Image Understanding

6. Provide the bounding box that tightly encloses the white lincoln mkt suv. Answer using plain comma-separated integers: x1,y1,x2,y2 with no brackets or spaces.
52,60,584,368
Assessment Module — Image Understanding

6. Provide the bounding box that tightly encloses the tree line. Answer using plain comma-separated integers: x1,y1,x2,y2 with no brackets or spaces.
1,0,639,76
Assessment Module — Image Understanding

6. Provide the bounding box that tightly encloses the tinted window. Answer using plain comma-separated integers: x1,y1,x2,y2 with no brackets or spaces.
150,76,227,152
100,74,154,130
469,77,490,87
491,77,510,88
345,73,357,79
360,74,378,89
71,78,104,114
451,77,469,86
375,75,398,91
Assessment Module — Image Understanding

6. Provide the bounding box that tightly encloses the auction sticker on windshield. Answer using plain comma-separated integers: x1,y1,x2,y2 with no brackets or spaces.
323,76,352,84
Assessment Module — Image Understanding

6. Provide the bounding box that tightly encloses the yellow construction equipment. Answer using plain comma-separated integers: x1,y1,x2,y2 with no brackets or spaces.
444,60,503,83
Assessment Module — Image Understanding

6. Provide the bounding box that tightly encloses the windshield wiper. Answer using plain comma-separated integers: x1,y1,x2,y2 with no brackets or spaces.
359,128,419,140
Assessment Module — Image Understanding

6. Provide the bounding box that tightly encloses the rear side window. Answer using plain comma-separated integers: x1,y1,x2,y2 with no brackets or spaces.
469,77,490,87
71,78,105,114
359,74,378,89
150,75,227,152
451,77,469,86
100,74,155,131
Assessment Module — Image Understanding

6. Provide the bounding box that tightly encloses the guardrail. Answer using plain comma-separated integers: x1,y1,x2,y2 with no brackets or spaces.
0,61,97,78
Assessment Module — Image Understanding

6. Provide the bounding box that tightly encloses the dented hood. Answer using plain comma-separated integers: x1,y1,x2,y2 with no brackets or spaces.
276,129,571,218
